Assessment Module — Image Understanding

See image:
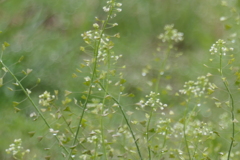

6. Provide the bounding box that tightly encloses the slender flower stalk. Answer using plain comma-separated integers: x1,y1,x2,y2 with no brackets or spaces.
149,25,183,159
219,43,235,160
209,39,235,159
0,61,72,159
98,82,143,160
68,1,123,159
146,110,153,160
99,48,111,159
183,103,192,160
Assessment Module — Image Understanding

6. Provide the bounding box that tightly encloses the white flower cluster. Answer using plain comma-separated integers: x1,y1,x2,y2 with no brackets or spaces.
81,31,113,49
137,91,167,110
157,118,172,135
172,120,214,140
87,130,101,143
158,24,184,43
209,39,234,55
93,23,99,29
39,91,55,107
5,139,30,158
103,1,122,13
179,76,215,97
172,122,184,138
191,120,213,137
80,1,122,66
81,30,121,63
81,30,100,45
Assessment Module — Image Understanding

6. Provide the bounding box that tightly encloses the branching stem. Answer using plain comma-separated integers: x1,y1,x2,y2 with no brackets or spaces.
0,61,72,159
219,52,235,160
68,2,115,159
98,82,143,160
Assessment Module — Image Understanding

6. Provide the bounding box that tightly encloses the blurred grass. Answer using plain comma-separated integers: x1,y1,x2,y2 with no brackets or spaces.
0,0,232,159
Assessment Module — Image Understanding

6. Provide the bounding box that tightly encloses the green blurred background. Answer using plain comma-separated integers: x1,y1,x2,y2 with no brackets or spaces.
0,0,235,159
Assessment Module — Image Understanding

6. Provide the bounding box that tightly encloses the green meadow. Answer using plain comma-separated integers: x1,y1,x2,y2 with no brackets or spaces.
1,0,240,159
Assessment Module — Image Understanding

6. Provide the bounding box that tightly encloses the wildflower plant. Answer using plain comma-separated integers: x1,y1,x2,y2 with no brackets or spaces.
136,24,184,159
1,34,72,159
5,139,31,160
177,75,217,159
207,39,238,159
72,1,144,159
2,0,240,160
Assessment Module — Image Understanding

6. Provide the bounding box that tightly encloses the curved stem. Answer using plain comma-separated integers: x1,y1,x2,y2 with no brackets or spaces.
183,101,192,160
94,139,99,159
219,53,235,160
98,82,143,160
68,2,115,159
155,43,171,93
157,125,169,158
0,61,72,159
146,110,153,160
99,49,111,159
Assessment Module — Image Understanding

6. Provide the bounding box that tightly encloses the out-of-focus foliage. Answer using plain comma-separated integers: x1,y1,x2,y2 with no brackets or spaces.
0,0,235,159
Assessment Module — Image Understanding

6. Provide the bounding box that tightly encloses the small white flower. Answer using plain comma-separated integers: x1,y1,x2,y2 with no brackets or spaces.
26,88,31,95
49,128,59,136
116,3,122,7
84,76,91,81
30,112,37,117
113,23,118,26
39,91,55,107
103,6,110,12
116,8,122,12
93,23,99,29
220,16,227,21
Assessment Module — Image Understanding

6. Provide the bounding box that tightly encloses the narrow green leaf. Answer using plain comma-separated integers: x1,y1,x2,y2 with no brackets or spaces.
69,144,77,149
38,136,43,141
64,90,72,96
14,107,21,113
120,78,126,84
225,24,232,30
82,150,92,155
4,41,10,47
72,73,77,78
28,131,35,137
13,101,20,107
0,78,3,87
213,131,220,137
18,56,24,63
8,87,13,91
63,106,71,112
128,93,135,97
37,78,41,84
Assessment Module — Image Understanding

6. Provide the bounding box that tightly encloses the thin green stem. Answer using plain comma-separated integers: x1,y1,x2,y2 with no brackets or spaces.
98,82,143,160
183,102,192,160
69,40,98,153
162,127,168,149
99,49,111,159
219,53,235,160
153,43,172,159
0,61,72,158
68,3,115,159
155,43,171,93
94,139,99,160
146,110,153,160
157,125,169,158
1,50,3,61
